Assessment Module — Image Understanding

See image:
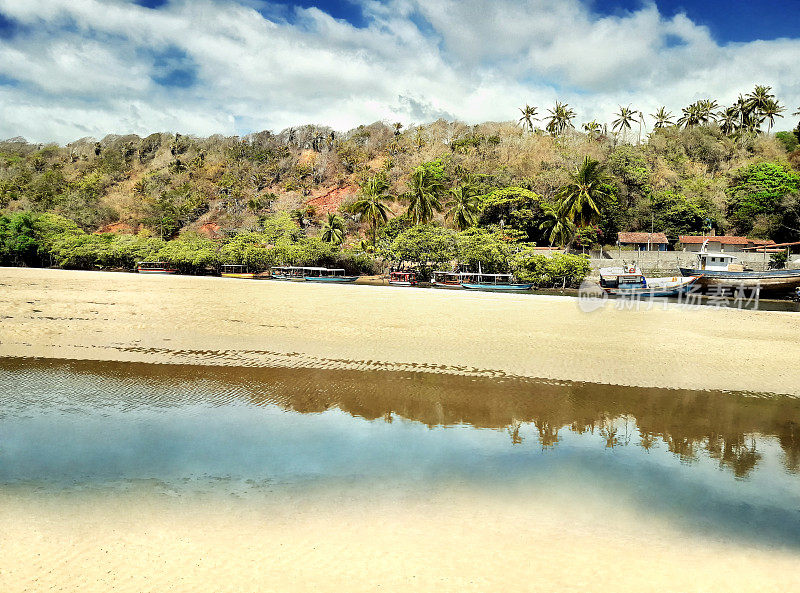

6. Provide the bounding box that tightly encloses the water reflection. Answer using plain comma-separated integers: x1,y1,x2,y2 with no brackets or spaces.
1,357,798,481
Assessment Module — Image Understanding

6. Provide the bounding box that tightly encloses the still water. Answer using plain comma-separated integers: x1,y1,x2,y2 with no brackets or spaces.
1,357,799,548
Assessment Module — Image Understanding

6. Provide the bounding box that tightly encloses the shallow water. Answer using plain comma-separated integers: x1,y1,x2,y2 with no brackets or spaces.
1,357,799,548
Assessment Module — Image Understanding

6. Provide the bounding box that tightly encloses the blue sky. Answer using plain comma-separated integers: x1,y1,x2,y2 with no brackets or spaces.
1,0,800,142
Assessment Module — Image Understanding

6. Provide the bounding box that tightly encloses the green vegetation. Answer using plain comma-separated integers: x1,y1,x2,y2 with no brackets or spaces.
2,83,799,287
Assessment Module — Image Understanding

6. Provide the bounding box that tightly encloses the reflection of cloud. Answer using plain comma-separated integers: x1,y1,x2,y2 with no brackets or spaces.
0,0,799,142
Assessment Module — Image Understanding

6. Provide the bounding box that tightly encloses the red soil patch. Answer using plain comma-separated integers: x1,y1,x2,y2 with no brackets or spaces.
305,185,357,215
196,222,222,238
96,222,135,234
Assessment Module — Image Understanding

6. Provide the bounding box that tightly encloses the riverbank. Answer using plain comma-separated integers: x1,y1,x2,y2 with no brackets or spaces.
2,267,798,395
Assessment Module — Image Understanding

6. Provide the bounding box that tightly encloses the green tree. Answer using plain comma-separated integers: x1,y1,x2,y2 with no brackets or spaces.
476,186,548,243
612,105,636,141
518,104,538,132
389,224,456,274
651,107,674,129
404,161,445,225
557,157,612,228
320,212,345,245
445,183,479,230
351,174,393,245
726,162,800,235
545,101,576,136
538,202,576,247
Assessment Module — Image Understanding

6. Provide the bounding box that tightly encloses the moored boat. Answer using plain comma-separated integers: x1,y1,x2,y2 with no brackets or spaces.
220,264,258,279
431,271,474,289
679,248,800,292
388,270,418,286
303,267,360,283
136,261,177,274
461,273,533,292
270,266,306,281
599,265,700,297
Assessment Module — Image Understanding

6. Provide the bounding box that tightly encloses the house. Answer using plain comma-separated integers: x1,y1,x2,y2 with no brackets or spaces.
678,235,776,253
617,232,669,251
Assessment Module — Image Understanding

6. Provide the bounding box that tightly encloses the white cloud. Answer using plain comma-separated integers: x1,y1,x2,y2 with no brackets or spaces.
0,0,799,143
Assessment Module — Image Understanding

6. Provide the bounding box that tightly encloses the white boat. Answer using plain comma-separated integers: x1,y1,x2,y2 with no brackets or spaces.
599,265,700,297
431,271,474,289
679,245,800,291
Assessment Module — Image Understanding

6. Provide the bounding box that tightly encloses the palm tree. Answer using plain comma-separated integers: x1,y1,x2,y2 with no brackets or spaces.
745,85,774,115
351,175,393,245
582,120,602,140
557,157,612,227
545,101,576,136
677,99,718,129
717,105,739,136
538,202,576,247
651,106,674,129
320,212,345,245
612,105,636,142
404,164,445,224
393,122,403,136
445,184,479,230
761,98,785,134
518,104,538,132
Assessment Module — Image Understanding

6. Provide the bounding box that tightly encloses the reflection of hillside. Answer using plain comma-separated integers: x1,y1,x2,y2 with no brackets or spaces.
4,358,799,478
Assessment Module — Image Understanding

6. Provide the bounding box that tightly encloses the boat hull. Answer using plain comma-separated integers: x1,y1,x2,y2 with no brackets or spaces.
603,276,699,298
431,283,464,289
679,268,800,291
388,281,416,287
137,269,176,274
221,273,257,279
461,283,533,291
304,276,359,283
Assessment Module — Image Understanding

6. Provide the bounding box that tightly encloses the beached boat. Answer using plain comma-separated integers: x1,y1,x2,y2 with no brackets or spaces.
599,266,700,297
220,264,258,279
679,248,800,291
431,271,474,289
388,271,418,286
136,261,177,274
270,266,306,281
461,273,533,292
303,267,360,283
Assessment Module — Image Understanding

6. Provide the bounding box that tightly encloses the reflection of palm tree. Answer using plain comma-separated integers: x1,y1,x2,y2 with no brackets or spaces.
534,419,560,449
352,175,393,245
507,420,523,445
518,104,538,132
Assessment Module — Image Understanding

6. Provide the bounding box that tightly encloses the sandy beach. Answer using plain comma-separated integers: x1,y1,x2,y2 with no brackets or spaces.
3,486,800,593
1,267,798,395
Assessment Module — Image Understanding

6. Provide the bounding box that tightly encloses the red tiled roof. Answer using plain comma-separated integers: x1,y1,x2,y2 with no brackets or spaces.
679,235,749,245
749,239,777,246
618,232,669,244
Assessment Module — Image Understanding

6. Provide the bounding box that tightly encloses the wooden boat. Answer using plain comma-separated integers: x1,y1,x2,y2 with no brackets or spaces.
599,266,700,297
431,271,474,289
136,261,177,274
303,267,359,283
461,273,533,292
270,266,306,281
220,264,257,279
388,271,418,286
679,249,800,292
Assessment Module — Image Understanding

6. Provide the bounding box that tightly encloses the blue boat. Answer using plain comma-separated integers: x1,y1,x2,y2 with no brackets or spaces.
460,273,533,292
303,267,360,283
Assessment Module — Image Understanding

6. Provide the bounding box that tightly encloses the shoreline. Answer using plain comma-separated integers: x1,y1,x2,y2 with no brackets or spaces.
2,267,800,395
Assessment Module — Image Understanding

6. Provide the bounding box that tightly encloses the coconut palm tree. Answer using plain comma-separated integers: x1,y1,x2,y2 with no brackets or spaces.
717,105,739,136
320,212,345,245
351,175,393,245
761,98,785,134
651,106,674,129
582,120,602,140
393,122,403,136
745,85,774,115
538,202,576,247
404,164,445,224
518,104,538,132
545,101,576,136
445,184,479,230
557,157,612,227
612,105,636,142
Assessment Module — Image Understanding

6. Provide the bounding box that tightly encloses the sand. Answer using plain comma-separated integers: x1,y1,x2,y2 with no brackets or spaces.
2,486,800,593
1,267,798,395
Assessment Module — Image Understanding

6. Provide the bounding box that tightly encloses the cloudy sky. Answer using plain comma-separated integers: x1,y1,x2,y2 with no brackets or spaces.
1,0,800,143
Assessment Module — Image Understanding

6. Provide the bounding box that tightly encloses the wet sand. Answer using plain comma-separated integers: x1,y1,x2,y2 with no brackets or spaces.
2,487,800,593
1,267,798,395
